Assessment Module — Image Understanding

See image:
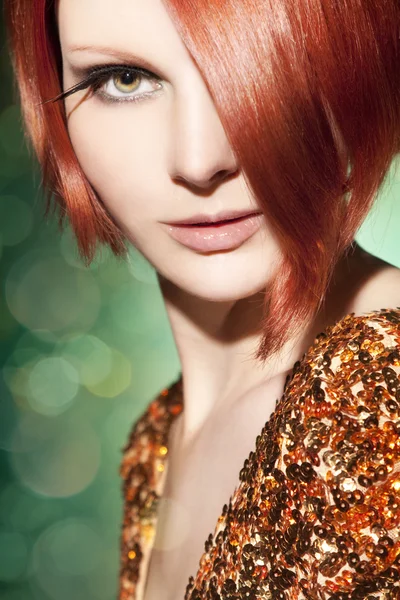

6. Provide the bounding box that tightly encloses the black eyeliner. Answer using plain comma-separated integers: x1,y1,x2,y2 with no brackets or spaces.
41,64,160,105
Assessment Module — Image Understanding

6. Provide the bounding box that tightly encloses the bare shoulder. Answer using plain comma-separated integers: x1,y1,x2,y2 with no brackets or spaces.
328,244,400,320
348,247,400,315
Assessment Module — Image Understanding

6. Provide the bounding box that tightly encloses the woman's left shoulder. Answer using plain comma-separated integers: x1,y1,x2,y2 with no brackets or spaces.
258,305,400,597
308,248,400,385
289,304,400,393
326,303,400,366
284,304,400,424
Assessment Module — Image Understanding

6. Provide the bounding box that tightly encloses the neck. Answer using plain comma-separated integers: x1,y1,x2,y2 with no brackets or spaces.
157,241,371,447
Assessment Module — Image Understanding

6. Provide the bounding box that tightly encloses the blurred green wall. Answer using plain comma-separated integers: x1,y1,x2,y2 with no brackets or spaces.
0,10,399,600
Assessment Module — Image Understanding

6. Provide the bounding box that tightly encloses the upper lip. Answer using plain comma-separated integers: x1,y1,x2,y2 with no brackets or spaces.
163,209,262,226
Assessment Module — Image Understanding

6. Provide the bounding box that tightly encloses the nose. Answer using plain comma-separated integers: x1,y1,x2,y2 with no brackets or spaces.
168,73,239,192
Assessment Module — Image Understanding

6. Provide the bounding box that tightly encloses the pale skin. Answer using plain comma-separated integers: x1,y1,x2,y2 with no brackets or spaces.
56,0,400,597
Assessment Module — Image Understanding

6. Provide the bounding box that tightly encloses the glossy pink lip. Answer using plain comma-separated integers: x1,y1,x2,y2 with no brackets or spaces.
162,212,264,252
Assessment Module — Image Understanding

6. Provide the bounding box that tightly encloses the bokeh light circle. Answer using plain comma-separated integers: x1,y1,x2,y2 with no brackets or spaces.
56,333,113,387
3,362,35,409
85,348,131,397
33,518,103,576
11,416,101,497
6,253,101,333
31,518,104,600
27,357,79,415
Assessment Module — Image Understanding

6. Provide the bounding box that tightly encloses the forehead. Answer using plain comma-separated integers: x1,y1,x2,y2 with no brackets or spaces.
57,0,189,68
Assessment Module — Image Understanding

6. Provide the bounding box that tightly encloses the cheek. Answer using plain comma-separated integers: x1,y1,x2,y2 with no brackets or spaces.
65,102,168,219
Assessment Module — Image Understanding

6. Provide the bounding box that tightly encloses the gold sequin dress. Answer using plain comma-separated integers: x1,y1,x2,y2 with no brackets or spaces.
118,307,400,600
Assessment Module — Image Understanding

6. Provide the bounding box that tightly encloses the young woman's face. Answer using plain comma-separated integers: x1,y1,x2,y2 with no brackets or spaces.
58,0,281,302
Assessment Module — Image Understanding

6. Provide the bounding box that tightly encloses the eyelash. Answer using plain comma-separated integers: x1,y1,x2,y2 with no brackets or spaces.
43,64,163,105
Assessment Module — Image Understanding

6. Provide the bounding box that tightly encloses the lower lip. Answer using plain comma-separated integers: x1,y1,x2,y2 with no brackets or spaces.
163,213,264,252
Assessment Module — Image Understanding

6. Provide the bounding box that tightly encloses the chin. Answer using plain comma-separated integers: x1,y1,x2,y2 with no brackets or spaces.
155,250,274,303
188,283,266,303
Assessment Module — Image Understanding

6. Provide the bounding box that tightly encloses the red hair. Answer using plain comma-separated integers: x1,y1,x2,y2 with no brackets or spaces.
4,0,400,361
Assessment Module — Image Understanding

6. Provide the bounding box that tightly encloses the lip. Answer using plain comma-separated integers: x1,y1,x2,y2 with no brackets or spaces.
162,211,264,253
164,209,261,226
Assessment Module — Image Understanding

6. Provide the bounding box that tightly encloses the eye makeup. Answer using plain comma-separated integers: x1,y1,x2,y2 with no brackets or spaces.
42,63,163,105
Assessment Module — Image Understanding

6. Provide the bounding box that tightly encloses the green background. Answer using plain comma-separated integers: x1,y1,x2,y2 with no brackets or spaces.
0,12,399,600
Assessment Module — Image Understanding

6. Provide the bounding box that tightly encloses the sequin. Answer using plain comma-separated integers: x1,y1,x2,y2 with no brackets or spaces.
118,308,400,599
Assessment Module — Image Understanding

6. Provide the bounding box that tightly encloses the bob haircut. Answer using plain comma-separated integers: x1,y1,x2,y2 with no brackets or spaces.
4,0,400,362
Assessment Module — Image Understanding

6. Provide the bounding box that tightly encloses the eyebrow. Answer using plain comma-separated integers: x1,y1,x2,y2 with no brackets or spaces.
68,45,161,75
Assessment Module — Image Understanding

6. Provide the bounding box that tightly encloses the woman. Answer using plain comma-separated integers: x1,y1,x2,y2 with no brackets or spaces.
4,0,400,598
